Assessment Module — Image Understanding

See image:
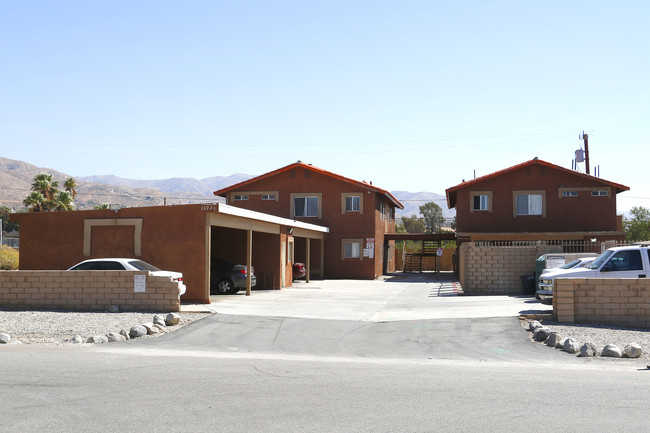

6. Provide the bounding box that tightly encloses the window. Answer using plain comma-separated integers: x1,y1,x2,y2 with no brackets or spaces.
343,240,361,259
604,250,643,271
516,194,543,215
379,200,386,220
345,196,360,212
473,194,489,210
261,194,276,200
591,190,608,197
470,191,492,213
234,195,248,201
562,191,578,197
294,196,319,217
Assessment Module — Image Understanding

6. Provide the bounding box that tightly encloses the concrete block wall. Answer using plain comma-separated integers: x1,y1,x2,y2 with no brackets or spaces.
0,270,181,312
554,278,650,329
459,242,560,295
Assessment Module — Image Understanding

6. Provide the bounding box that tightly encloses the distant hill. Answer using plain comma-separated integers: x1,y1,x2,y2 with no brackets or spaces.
0,156,453,219
391,191,455,219
0,156,220,210
78,173,252,197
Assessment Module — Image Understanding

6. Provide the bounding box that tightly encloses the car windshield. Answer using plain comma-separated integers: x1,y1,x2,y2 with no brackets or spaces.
587,250,614,269
560,259,581,269
128,260,162,272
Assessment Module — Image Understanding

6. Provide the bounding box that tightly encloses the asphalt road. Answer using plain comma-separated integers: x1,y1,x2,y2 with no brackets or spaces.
2,274,649,432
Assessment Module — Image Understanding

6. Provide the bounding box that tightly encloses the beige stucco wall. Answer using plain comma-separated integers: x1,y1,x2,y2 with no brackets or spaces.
554,278,650,329
459,242,561,294
0,270,182,312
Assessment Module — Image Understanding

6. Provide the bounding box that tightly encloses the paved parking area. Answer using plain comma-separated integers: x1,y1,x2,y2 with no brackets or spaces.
186,273,551,321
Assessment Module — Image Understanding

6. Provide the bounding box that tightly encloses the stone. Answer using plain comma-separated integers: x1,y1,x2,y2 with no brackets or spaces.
108,305,120,313
142,322,159,334
154,324,167,333
86,335,108,344
528,320,543,331
153,314,166,327
601,344,623,358
563,338,580,354
106,332,127,343
545,332,562,347
166,313,181,326
0,333,11,344
129,325,148,338
119,329,130,340
580,342,598,357
533,327,552,342
624,343,643,359
69,335,84,344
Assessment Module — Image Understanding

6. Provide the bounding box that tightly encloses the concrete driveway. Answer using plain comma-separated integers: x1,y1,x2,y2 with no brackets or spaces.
196,273,551,321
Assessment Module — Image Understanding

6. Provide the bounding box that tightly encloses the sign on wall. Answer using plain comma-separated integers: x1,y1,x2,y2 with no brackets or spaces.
134,274,146,293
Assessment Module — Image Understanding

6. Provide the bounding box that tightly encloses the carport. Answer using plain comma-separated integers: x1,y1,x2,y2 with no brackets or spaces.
205,204,328,296
12,203,328,305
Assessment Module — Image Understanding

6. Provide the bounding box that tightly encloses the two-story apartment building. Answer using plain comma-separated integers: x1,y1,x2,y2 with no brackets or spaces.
445,158,629,243
213,161,404,280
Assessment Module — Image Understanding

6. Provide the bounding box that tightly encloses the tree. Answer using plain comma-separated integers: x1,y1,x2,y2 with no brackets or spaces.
401,215,425,233
64,177,78,199
419,201,445,233
0,206,19,232
624,206,650,242
24,173,76,212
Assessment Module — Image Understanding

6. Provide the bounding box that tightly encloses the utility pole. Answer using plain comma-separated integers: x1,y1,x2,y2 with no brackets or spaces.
582,131,590,174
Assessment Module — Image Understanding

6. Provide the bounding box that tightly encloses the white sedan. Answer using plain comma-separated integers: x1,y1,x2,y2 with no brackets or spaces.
68,258,186,295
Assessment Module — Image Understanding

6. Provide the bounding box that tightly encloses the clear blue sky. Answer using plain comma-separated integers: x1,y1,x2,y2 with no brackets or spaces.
1,1,648,212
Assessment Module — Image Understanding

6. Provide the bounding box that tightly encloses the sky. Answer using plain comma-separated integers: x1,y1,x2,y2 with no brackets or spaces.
1,1,649,213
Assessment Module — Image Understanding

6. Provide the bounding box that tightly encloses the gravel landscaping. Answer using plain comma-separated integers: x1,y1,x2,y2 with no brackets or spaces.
0,309,212,345
521,318,650,360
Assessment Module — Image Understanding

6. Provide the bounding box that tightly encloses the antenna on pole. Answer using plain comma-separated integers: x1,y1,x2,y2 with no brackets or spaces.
580,131,590,174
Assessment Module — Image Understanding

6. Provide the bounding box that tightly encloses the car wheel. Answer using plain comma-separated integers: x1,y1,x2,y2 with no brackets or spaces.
215,278,235,295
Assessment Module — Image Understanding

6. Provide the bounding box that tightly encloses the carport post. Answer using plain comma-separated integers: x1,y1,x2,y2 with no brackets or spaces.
306,238,311,283
246,229,252,296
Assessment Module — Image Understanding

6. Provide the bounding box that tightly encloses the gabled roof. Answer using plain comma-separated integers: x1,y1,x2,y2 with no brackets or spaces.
445,158,629,209
213,161,404,209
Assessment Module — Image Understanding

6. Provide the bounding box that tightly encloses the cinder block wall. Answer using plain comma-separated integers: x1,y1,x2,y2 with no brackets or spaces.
459,243,561,295
554,278,650,329
0,270,181,312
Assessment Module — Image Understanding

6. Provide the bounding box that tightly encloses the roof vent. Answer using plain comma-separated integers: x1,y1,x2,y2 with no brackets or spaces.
534,156,538,160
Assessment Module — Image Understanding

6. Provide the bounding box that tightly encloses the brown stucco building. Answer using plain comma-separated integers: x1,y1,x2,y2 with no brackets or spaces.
213,161,404,279
12,203,328,304
445,158,629,242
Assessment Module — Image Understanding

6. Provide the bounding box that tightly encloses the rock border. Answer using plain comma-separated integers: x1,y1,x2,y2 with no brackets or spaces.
0,312,183,346
523,319,646,359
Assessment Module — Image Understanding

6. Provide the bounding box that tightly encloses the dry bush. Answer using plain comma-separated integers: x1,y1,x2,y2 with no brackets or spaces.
0,246,19,270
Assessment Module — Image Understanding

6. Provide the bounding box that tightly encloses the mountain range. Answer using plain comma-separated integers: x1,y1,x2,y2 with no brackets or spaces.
0,156,454,218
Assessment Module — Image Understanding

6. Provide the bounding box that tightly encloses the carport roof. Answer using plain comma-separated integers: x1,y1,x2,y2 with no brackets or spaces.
217,203,329,233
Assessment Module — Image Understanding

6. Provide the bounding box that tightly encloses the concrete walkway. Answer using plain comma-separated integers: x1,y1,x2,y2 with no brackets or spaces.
182,273,551,322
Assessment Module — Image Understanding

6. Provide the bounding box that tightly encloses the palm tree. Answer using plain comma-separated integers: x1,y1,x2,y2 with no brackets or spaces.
53,191,74,211
31,173,59,204
23,191,46,212
64,177,77,199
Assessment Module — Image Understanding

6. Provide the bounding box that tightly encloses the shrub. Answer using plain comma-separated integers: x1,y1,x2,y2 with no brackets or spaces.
0,246,19,270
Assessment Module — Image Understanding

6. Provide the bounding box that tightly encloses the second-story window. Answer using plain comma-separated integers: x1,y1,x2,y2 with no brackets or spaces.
294,196,319,217
591,190,608,197
473,194,489,210
516,193,543,215
261,194,276,200
345,196,360,212
234,195,249,201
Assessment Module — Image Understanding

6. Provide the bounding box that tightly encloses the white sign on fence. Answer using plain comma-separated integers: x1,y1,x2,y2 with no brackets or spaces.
134,274,146,293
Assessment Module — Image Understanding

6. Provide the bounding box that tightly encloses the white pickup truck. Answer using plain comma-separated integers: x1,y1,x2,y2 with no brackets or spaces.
536,245,650,305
